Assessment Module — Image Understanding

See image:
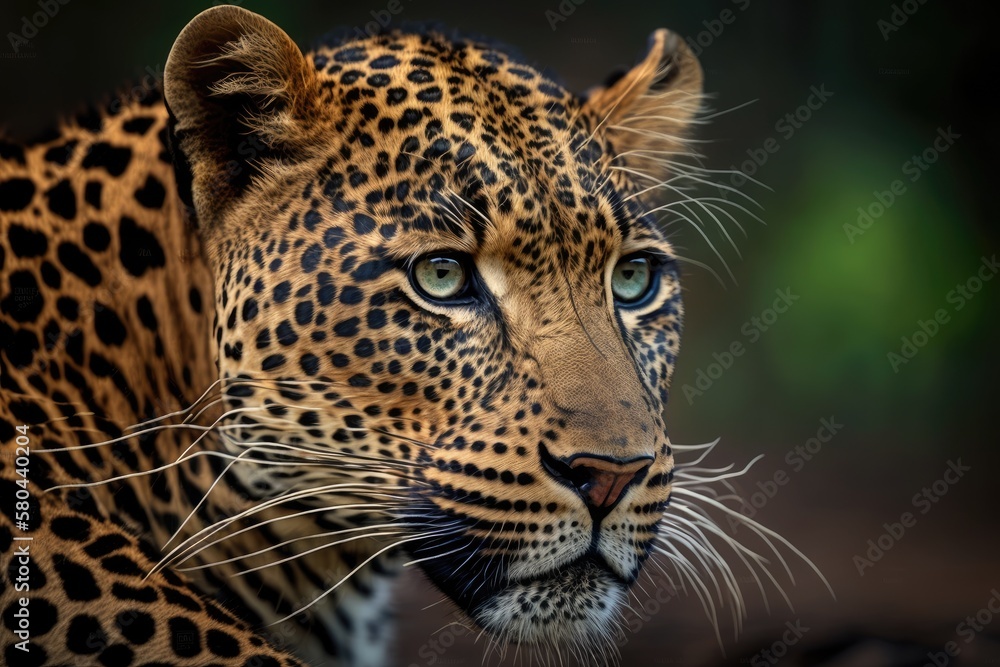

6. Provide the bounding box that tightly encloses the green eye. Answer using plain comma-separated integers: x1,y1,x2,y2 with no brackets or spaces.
611,255,654,304
412,255,469,301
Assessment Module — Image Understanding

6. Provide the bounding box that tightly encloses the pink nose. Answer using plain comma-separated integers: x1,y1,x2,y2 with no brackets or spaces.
569,456,652,509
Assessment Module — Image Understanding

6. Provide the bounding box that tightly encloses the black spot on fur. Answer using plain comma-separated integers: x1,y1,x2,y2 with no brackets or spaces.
188,287,202,313
111,582,158,603
136,296,158,330
134,174,166,208
333,317,360,336
162,587,201,612
118,216,165,276
370,55,400,69
339,286,363,305
352,258,394,281
40,260,60,288
276,321,298,346
323,227,344,249
123,117,156,135
56,296,79,320
0,178,35,211
85,534,130,558
353,213,376,234
83,222,111,251
2,270,43,322
0,140,25,164
168,617,201,657
66,614,106,654
207,629,241,658
116,609,155,644
5,328,38,367
7,223,47,257
301,243,322,272
261,354,286,370
82,142,132,177
6,597,57,636
54,556,102,601
300,353,320,376
44,140,78,165
50,516,91,541
101,555,144,577
44,179,77,219
94,304,127,346
58,242,102,286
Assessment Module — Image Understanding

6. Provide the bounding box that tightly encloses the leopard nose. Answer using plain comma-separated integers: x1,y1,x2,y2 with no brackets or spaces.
540,445,653,520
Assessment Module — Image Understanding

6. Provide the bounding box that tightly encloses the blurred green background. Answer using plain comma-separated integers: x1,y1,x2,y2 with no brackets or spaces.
3,1,995,664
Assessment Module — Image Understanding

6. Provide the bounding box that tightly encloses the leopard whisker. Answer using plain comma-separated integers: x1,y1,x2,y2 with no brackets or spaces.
42,448,354,492
402,533,479,569
267,529,465,625
654,540,723,649
198,529,406,575
176,507,401,568
222,438,423,473
122,377,228,430
660,519,747,636
152,483,408,575
613,165,748,262
668,505,773,613
571,54,666,158
671,488,835,599
660,205,736,282
658,521,730,611
676,454,764,484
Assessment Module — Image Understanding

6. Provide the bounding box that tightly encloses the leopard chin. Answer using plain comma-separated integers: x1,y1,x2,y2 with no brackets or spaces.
473,557,626,657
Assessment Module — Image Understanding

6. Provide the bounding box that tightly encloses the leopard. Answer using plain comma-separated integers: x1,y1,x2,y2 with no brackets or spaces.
0,6,815,666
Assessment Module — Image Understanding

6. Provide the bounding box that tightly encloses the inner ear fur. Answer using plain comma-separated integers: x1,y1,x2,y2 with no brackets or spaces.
164,6,322,225
584,29,704,184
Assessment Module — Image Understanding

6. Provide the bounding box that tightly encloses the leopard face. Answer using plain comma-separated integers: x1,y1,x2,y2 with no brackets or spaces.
165,6,701,653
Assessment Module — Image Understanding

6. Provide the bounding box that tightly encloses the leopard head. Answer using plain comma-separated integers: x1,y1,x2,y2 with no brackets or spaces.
164,5,701,654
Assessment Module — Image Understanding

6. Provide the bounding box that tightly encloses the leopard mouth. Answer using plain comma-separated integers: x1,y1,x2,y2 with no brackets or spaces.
412,528,628,646
506,551,625,588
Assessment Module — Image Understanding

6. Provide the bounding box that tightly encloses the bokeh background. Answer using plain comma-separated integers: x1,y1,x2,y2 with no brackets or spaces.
2,1,996,665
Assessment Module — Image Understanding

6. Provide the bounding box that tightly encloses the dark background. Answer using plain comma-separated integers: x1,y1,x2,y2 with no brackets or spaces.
2,1,996,665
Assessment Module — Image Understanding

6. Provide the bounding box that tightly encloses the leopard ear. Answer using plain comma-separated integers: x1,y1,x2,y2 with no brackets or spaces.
164,6,322,225
583,29,703,185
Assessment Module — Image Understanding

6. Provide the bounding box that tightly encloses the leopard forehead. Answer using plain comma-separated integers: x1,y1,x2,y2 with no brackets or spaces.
208,29,669,259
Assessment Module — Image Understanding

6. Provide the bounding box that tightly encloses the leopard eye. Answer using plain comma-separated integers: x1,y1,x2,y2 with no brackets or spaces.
411,254,469,301
611,254,654,305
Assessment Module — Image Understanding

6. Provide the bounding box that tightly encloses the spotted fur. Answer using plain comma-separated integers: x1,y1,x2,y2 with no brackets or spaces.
1,6,707,665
